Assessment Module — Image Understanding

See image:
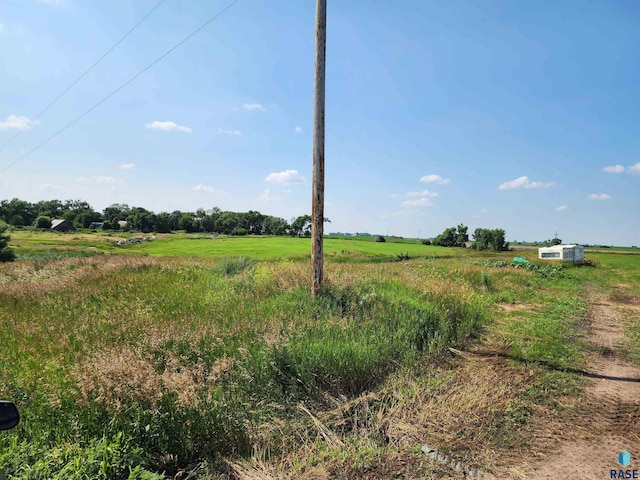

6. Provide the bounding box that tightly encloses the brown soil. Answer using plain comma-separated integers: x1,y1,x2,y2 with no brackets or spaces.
520,293,640,479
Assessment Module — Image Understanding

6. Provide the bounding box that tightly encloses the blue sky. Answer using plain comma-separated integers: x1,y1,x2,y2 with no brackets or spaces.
1,0,639,245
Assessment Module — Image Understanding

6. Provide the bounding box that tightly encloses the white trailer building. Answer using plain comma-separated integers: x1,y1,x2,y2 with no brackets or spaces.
538,244,585,263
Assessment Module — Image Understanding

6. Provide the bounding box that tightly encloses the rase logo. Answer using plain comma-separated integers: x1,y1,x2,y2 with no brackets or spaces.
611,451,638,479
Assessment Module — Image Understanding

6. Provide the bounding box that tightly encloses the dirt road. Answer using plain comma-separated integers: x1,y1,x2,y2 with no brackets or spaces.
523,291,640,479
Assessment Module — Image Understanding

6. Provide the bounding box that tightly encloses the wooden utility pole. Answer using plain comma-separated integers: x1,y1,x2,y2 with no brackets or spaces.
311,0,326,298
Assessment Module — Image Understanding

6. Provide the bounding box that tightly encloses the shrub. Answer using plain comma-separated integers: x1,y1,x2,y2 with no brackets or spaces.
214,256,251,275
421,239,431,245
230,227,248,236
0,221,16,262
34,216,52,229
375,235,386,243
481,271,494,291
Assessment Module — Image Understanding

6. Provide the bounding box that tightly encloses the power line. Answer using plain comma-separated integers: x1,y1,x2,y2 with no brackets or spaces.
0,0,240,175
0,0,167,153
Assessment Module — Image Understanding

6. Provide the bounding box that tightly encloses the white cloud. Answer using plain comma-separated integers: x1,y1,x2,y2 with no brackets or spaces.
0,24,5,34
192,183,216,193
94,176,123,184
259,188,281,203
481,208,489,213
218,128,241,136
628,162,640,174
265,169,305,185
555,205,568,212
119,163,135,170
244,103,264,111
389,193,398,198
146,120,191,133
406,190,438,198
498,176,555,190
294,126,302,133
0,114,38,130
588,193,612,200
401,197,433,207
419,174,450,185
602,165,625,173
243,102,264,110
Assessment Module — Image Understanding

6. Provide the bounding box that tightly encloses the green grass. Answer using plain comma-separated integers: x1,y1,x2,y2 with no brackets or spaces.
128,235,455,262
324,234,426,244
1,234,638,478
0,256,483,478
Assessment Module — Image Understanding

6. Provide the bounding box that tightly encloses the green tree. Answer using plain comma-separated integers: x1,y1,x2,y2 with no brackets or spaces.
154,212,173,233
103,204,131,224
290,215,312,237
0,198,36,226
433,227,457,247
472,228,509,251
456,224,469,246
216,211,239,234
242,210,266,235
201,207,221,233
262,216,289,236
126,207,156,233
179,213,200,233
34,216,52,229
432,224,468,247
0,221,16,262
543,236,562,246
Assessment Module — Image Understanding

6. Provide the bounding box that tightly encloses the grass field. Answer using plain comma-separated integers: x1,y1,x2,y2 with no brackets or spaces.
1,232,639,479
133,235,454,261
8,231,454,262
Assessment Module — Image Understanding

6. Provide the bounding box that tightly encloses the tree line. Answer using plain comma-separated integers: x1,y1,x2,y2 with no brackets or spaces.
0,198,322,237
430,224,509,251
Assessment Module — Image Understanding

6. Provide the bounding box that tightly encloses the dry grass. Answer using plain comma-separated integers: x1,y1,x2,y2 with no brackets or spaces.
0,255,159,297
75,344,234,410
226,460,329,480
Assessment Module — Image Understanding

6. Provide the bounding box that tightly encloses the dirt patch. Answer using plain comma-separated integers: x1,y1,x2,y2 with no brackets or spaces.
499,303,538,313
521,293,640,479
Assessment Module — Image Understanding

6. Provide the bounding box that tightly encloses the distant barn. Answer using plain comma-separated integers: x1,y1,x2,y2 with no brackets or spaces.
538,244,585,264
50,219,75,232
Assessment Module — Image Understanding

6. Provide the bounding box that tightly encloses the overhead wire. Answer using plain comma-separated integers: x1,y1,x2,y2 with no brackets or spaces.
0,0,240,175
0,0,167,153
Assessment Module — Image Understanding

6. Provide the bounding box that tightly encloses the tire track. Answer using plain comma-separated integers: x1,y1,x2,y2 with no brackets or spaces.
525,293,640,479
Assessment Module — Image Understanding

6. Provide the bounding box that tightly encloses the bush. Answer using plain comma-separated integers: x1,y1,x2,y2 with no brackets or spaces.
0,221,16,262
375,235,386,243
34,216,52,229
214,256,251,276
230,227,248,236
421,239,431,245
